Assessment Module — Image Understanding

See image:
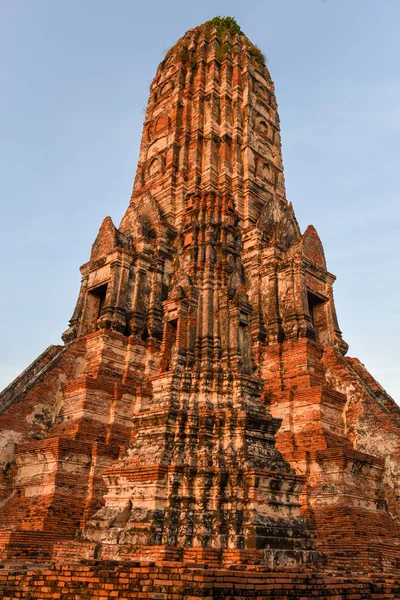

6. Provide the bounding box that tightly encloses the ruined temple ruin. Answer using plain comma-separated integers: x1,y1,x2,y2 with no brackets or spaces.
1,17,399,598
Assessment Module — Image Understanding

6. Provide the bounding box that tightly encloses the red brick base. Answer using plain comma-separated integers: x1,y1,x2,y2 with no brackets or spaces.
0,561,399,599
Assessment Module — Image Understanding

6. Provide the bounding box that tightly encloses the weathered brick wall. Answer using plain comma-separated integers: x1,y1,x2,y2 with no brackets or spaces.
323,347,400,522
0,345,64,415
0,340,86,508
0,562,399,599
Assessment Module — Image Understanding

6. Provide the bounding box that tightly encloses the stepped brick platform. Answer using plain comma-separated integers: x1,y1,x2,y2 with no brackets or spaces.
0,16,399,598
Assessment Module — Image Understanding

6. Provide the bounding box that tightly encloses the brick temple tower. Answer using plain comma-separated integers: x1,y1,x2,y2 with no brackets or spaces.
1,17,400,579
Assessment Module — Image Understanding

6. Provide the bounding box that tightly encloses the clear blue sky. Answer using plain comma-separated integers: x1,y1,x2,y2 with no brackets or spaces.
1,0,399,399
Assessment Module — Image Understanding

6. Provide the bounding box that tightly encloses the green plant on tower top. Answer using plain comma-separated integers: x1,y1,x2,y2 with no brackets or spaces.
203,16,242,37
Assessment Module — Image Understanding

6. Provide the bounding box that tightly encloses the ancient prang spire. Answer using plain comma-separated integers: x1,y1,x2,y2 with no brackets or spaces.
0,17,400,579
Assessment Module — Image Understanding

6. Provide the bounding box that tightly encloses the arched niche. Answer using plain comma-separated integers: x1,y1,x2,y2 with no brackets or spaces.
254,81,271,108
258,119,269,138
159,80,174,98
254,81,265,97
147,136,168,160
148,156,163,177
262,163,271,181
255,160,271,183
154,114,171,135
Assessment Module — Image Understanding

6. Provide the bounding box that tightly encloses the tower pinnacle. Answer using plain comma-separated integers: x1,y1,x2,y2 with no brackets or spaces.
120,14,285,235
